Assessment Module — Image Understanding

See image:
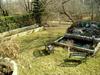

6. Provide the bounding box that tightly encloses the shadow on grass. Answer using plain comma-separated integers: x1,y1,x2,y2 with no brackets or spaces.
33,49,50,58
59,59,84,67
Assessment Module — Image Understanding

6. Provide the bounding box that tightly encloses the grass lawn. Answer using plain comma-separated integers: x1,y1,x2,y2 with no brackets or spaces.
16,26,100,75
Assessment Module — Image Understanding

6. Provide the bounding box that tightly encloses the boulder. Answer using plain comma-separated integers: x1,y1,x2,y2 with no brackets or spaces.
0,57,17,75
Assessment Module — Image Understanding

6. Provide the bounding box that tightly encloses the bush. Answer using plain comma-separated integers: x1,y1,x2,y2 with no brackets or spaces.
0,14,34,33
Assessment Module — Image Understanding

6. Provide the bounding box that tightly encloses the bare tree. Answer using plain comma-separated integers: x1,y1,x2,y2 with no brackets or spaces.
23,0,32,13
0,0,9,16
19,0,33,13
61,0,75,23
94,0,100,21
65,40,74,57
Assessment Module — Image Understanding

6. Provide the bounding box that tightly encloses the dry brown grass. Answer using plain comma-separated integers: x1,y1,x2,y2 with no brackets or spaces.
0,39,20,59
65,40,74,57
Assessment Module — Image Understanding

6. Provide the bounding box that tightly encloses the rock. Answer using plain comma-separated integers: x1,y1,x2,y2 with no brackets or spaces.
91,24,98,29
68,21,100,38
85,24,90,28
72,28,83,35
0,57,17,75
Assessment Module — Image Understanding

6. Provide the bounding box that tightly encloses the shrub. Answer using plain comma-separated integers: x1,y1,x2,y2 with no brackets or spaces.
0,14,34,33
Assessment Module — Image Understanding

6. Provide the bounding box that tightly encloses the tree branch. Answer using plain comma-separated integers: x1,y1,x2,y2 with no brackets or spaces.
62,0,75,23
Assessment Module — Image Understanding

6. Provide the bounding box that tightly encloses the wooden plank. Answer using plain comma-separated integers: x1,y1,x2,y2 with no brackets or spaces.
53,42,94,53
93,42,100,55
0,25,35,38
64,33,94,42
54,36,64,42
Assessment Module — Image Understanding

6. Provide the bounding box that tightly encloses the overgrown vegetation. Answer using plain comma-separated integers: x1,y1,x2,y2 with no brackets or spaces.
0,0,100,75
0,15,34,33
16,27,100,75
